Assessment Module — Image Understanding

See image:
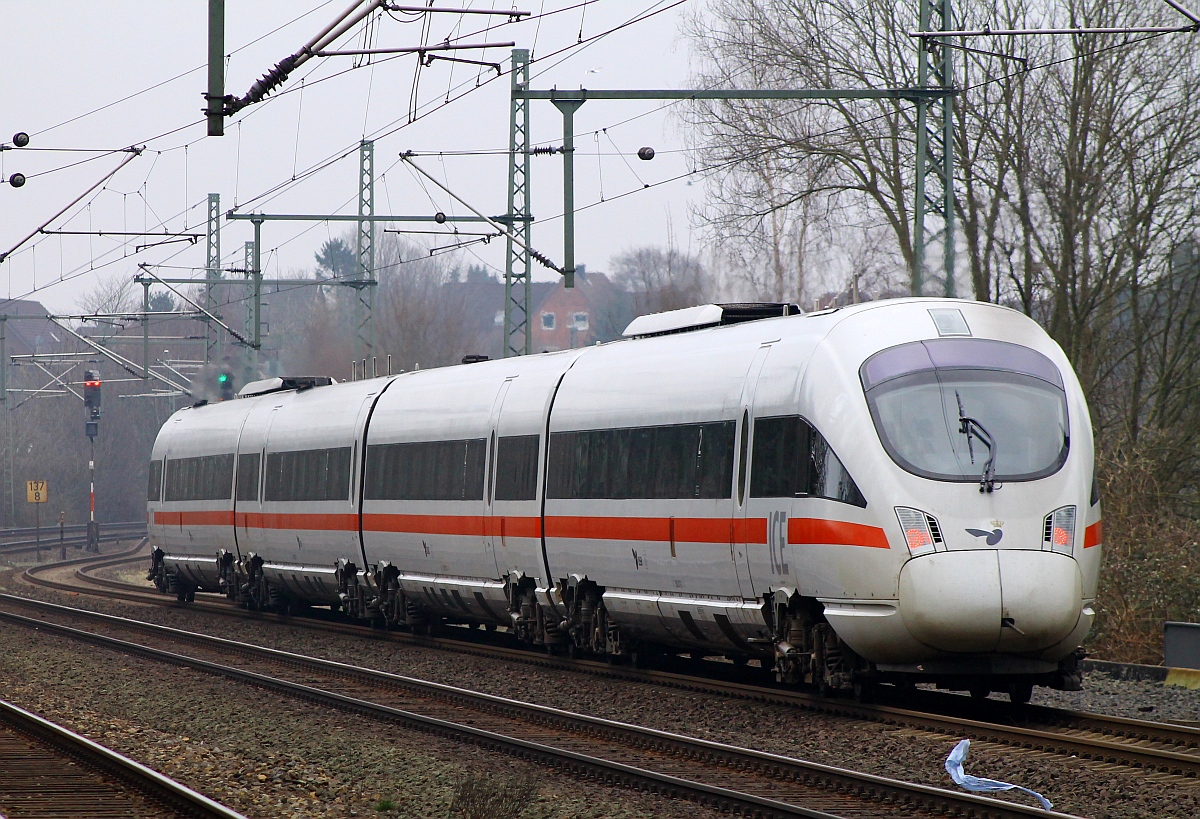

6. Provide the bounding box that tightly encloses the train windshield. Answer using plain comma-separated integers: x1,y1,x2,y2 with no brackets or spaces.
860,339,1068,483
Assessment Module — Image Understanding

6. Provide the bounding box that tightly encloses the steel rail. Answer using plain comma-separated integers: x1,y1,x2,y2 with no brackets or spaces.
26,552,1200,780
0,522,125,539
0,520,145,538
0,696,247,818
0,523,146,555
0,602,1074,819
22,537,148,571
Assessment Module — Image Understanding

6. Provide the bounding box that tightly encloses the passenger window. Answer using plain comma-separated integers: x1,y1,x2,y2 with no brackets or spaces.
264,448,352,502
495,435,540,501
235,453,261,502
364,439,487,501
547,421,736,500
147,459,163,502
164,453,235,501
750,416,866,507
750,416,810,498
810,433,867,507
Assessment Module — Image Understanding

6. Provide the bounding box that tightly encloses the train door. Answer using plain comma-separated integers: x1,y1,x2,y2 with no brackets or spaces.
230,405,264,560
482,379,514,578
233,402,282,562
733,343,774,599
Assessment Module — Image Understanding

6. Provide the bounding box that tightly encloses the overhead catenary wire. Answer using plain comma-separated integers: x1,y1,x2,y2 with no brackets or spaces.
13,1,1179,317
537,27,1189,229
0,149,143,264
224,0,391,116
11,16,1151,287
400,152,564,274
223,1,681,218
16,0,644,195
28,0,341,139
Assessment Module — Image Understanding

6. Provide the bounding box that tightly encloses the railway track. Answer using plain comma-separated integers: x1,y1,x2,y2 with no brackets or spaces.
0,520,144,538
0,695,246,819
0,597,1075,819
21,549,1200,783
0,521,146,558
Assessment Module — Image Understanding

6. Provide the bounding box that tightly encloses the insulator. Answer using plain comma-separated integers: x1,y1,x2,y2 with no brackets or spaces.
228,54,298,114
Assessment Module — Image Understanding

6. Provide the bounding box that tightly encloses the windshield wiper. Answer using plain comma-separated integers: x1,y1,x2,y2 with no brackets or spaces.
956,390,998,493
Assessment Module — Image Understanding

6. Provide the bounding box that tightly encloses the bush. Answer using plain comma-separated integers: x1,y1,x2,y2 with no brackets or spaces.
1088,433,1200,663
448,770,538,819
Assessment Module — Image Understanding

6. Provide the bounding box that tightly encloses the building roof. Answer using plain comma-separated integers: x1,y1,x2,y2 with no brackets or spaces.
0,299,65,356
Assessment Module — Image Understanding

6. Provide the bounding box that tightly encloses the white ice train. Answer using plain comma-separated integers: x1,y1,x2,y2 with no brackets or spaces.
147,298,1100,702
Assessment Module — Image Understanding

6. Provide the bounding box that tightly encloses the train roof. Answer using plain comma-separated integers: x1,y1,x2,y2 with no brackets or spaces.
174,298,1039,413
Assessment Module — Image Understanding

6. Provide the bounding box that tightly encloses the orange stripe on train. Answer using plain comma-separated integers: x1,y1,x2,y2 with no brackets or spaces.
788,518,891,549
153,510,233,527
544,516,764,544
363,514,543,538
1084,520,1102,548
238,512,358,531
153,510,888,549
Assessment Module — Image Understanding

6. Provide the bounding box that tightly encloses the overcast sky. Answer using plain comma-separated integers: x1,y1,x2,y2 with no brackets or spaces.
0,1,705,314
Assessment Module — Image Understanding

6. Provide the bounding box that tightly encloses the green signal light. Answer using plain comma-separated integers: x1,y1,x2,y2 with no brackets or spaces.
218,373,229,383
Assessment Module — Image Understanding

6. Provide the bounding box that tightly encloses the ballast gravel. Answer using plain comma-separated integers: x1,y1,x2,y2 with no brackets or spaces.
0,616,727,819
2,563,1199,818
1031,672,1200,724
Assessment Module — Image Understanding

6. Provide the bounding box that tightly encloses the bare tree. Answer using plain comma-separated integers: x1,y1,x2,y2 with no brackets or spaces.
692,141,840,304
374,231,482,370
77,273,140,315
610,246,714,314
683,0,926,288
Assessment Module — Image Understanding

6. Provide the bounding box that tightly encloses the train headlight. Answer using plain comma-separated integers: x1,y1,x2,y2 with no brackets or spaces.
896,507,942,556
1043,505,1077,554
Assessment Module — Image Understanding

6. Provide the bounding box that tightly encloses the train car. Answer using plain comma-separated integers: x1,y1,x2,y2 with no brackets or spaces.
147,298,1100,702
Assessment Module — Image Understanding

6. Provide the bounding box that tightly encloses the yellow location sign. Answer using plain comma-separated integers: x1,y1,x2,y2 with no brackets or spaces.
26,480,48,504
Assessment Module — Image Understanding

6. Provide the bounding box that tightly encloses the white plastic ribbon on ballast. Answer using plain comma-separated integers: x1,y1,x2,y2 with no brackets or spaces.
945,738,1053,810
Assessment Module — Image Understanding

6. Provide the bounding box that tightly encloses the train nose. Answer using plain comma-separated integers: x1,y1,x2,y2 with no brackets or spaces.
897,550,1083,653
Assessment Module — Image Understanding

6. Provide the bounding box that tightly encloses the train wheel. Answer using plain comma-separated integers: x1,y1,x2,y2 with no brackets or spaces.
969,686,991,700
852,679,877,703
1007,680,1033,705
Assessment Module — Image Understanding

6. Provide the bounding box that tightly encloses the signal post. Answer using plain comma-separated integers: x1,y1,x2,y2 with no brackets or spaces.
26,479,46,561
83,371,101,552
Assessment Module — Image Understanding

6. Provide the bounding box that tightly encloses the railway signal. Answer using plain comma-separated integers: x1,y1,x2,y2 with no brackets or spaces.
83,371,102,420
218,370,234,401
82,370,101,551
